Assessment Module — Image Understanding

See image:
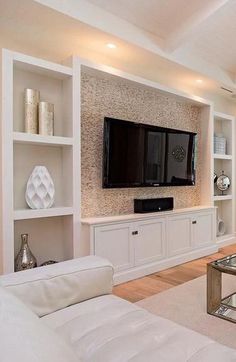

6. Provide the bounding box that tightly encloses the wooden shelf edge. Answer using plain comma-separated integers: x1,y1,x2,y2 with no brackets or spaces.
14,207,73,220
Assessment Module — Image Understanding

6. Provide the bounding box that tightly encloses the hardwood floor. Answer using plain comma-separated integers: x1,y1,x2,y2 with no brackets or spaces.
113,243,236,303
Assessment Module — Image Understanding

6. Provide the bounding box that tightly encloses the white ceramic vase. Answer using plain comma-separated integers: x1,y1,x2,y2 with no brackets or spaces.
216,207,225,236
25,166,55,209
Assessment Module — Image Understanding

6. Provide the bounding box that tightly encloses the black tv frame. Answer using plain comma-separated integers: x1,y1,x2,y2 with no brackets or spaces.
103,117,197,188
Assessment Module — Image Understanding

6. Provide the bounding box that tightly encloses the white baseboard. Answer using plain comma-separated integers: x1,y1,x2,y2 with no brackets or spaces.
113,244,218,285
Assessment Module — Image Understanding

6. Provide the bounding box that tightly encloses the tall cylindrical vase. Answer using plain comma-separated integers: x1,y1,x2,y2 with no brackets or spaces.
24,88,40,134
39,102,54,136
15,234,37,272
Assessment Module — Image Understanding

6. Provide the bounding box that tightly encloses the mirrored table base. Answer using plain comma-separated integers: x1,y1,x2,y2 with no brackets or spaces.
212,293,236,323
207,261,236,323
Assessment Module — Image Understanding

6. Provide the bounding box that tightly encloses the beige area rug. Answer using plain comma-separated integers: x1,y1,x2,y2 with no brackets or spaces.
136,273,236,349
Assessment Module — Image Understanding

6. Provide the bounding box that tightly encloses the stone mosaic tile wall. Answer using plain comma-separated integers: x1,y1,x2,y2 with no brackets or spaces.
81,71,201,217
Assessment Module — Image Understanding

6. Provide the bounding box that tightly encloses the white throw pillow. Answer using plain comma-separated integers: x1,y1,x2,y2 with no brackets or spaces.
0,286,79,362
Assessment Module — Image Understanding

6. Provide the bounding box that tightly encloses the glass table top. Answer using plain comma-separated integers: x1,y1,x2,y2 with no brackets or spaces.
213,254,236,271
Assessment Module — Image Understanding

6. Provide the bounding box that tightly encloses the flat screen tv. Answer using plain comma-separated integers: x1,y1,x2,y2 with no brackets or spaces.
103,117,196,188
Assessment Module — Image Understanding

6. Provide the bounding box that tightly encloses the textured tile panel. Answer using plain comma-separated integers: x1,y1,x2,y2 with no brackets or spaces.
81,71,201,217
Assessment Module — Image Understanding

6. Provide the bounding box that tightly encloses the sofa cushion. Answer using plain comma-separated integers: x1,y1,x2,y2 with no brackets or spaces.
0,256,113,317
0,286,79,362
42,294,236,362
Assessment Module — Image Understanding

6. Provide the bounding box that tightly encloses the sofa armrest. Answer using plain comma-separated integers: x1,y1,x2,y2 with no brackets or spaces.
0,256,114,317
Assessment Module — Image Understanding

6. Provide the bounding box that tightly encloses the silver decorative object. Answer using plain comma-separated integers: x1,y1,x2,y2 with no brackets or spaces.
39,102,54,136
216,171,231,195
40,260,58,267
15,234,37,272
172,145,186,162
25,166,55,209
214,172,217,184
24,88,40,134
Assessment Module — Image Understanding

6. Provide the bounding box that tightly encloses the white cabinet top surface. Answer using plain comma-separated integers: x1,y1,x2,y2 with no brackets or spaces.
81,205,215,226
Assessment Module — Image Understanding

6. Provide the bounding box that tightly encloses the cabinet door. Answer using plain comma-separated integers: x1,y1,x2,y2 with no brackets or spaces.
167,215,192,256
94,223,134,272
134,218,166,266
193,212,214,247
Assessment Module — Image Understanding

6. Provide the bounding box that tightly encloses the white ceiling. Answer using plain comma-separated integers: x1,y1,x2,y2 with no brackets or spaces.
2,0,236,100
87,0,235,71
34,0,236,91
86,0,225,43
173,0,236,74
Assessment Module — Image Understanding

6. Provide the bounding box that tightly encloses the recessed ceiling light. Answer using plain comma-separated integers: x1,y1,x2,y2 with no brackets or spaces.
196,79,203,83
106,43,117,49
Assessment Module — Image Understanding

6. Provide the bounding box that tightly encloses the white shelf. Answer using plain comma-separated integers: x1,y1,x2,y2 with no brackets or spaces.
14,207,73,220
216,233,236,247
213,153,232,160
13,51,72,79
213,195,232,201
13,132,73,147
214,111,235,122
217,233,234,241
81,206,215,225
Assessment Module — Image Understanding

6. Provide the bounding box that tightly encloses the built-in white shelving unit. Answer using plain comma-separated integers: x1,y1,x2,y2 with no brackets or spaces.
213,111,235,245
1,49,80,273
2,48,236,276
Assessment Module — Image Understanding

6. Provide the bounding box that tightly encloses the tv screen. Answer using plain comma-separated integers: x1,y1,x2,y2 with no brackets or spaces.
103,117,196,188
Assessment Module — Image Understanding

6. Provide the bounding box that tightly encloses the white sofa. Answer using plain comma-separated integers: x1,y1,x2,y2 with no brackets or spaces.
0,256,235,362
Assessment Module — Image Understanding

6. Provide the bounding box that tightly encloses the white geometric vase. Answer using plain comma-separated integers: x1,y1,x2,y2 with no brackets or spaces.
25,166,55,209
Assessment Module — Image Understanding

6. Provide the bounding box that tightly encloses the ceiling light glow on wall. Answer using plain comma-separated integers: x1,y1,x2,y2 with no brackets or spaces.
106,43,117,49
196,79,203,83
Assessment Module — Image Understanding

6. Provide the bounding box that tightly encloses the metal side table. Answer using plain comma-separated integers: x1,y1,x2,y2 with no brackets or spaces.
207,254,236,323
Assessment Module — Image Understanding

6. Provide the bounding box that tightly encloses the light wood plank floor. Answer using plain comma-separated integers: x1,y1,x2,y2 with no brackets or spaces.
113,243,236,303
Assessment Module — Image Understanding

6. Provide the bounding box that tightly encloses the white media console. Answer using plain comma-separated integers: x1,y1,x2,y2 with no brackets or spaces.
81,206,217,284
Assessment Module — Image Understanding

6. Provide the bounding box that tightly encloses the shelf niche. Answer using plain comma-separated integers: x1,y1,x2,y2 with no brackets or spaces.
214,158,232,197
14,215,73,267
13,63,72,137
215,200,233,238
214,114,232,156
13,143,73,210
213,112,235,245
